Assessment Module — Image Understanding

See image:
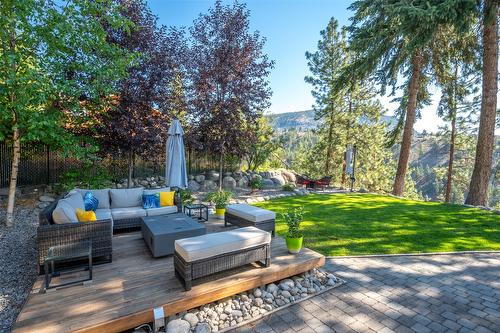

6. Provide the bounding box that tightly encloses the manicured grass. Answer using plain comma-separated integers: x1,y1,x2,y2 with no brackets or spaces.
254,193,500,256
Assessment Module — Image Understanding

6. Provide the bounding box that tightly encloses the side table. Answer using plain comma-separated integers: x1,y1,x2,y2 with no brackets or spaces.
44,241,92,292
183,203,209,222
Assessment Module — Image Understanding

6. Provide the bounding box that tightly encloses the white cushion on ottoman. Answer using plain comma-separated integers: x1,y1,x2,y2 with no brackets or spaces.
175,226,271,262
226,204,276,222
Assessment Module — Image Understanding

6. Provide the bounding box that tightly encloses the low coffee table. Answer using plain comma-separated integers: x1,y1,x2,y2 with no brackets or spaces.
141,213,206,257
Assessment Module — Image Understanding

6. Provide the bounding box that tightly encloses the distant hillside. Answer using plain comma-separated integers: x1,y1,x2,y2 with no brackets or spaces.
267,109,398,132
267,110,318,131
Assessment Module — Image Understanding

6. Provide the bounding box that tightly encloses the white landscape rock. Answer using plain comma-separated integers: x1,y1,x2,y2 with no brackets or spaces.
166,319,190,333
162,269,342,333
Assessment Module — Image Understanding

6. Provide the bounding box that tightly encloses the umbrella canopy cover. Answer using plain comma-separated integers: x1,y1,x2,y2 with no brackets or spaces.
165,119,188,188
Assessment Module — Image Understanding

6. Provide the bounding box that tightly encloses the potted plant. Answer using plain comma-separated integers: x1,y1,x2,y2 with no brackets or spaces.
206,190,232,219
282,207,304,254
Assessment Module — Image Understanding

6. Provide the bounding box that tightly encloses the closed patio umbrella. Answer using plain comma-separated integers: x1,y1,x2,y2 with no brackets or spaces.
165,119,188,189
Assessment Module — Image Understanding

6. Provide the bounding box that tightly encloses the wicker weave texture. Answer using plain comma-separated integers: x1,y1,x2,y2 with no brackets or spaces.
37,219,112,270
174,243,270,290
224,213,275,236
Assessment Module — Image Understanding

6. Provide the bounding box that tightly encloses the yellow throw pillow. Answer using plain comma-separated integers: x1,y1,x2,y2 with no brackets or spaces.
75,208,97,222
159,191,175,207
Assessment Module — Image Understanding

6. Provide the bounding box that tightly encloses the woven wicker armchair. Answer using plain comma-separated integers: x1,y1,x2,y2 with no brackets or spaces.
38,201,113,274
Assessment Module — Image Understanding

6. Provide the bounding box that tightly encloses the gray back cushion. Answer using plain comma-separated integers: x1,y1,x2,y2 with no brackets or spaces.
110,187,144,208
75,188,110,209
64,191,85,210
143,187,170,195
52,200,79,224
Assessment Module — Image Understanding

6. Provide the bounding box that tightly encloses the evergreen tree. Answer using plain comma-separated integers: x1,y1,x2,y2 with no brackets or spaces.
432,25,480,202
465,0,498,206
342,0,477,197
305,17,392,191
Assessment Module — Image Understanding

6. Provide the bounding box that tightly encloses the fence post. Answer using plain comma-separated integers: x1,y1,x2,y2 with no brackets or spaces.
46,145,50,184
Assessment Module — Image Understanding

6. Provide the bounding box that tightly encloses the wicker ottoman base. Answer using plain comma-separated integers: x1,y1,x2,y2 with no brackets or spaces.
224,212,275,236
174,243,271,291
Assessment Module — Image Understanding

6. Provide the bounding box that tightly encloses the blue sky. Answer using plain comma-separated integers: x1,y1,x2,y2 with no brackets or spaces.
148,0,445,132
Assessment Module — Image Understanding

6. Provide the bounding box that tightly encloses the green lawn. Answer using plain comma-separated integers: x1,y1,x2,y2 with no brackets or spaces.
254,193,500,256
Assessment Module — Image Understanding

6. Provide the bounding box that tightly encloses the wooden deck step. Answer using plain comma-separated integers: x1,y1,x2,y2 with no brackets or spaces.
13,231,324,333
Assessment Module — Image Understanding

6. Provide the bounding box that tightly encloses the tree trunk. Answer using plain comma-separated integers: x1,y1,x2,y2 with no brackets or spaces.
5,30,18,227
324,107,335,176
392,49,423,196
218,151,224,191
127,149,134,188
6,127,20,227
341,150,347,189
445,115,456,202
465,0,498,206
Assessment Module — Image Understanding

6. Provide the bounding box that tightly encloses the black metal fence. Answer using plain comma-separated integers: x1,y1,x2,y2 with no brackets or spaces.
0,141,237,187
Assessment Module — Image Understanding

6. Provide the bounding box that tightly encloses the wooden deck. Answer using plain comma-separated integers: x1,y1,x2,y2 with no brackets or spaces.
13,230,325,333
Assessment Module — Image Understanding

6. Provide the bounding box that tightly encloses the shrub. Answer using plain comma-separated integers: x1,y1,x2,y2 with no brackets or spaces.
178,188,194,206
282,206,304,238
282,183,296,191
206,190,232,209
249,177,263,190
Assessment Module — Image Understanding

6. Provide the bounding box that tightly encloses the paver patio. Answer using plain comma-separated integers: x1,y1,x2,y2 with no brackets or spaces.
239,253,500,333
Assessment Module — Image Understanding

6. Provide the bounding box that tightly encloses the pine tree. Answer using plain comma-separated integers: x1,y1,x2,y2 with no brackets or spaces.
341,0,477,197
465,0,499,206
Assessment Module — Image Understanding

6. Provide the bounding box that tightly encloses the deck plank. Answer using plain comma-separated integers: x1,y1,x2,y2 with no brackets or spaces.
14,230,324,333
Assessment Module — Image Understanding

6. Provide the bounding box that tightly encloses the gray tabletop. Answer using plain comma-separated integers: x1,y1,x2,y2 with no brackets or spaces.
141,213,206,257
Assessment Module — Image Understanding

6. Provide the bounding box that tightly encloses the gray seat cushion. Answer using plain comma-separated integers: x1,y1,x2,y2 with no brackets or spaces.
75,188,111,209
95,208,112,221
175,226,271,262
110,188,144,208
143,187,170,195
111,206,146,220
226,204,276,222
146,205,177,217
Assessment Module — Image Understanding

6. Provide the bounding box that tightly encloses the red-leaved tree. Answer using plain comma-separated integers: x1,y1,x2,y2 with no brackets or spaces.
188,0,274,188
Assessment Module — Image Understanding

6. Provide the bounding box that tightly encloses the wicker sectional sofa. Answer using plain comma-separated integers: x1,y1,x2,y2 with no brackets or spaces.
38,187,180,273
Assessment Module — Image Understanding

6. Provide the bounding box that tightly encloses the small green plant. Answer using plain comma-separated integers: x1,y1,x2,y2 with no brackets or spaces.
282,206,304,238
57,163,112,194
249,177,263,190
206,190,232,209
282,183,296,191
178,188,194,206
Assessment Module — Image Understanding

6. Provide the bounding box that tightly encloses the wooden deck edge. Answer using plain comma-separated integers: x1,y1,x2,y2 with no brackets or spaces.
74,255,325,333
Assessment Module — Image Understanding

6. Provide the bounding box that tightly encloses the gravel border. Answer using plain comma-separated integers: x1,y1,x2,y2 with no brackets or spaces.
0,207,39,333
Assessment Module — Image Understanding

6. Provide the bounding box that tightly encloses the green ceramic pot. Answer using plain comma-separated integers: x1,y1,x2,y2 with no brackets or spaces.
285,236,303,254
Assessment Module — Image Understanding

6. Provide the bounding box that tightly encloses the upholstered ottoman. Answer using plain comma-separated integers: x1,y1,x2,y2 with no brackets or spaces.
225,204,276,236
174,227,271,290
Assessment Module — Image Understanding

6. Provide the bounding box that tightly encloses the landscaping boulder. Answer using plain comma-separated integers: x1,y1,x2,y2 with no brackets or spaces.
194,322,211,333
206,171,219,181
222,176,236,190
195,175,205,183
201,180,217,191
166,319,190,333
281,170,296,183
188,180,200,191
237,177,248,188
270,175,286,186
262,179,275,188
39,195,55,203
188,175,195,181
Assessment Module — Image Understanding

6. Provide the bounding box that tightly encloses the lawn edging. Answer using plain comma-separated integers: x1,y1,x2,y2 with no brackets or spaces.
327,250,500,259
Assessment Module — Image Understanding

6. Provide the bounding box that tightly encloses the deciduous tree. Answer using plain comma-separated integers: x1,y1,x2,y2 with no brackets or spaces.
188,0,274,189
0,0,132,225
96,0,188,187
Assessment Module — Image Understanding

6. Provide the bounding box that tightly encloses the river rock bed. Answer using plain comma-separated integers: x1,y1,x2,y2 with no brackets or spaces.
144,268,344,333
